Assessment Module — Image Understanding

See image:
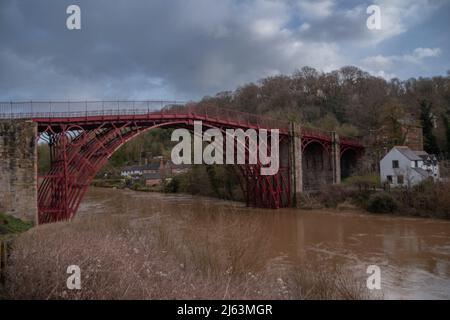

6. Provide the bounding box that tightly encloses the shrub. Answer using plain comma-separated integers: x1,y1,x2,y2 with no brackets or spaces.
367,192,398,213
0,213,33,236
164,176,180,193
316,185,350,208
343,174,379,190
396,180,450,219
130,181,141,190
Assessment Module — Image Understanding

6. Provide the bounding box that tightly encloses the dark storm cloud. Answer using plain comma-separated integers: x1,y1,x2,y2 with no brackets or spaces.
0,0,448,101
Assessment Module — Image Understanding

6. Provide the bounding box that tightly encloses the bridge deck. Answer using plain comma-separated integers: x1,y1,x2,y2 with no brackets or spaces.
0,101,363,148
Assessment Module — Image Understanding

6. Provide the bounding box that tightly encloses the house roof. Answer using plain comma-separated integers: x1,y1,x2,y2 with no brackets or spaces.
169,162,190,169
121,162,160,172
393,146,423,161
414,151,438,166
142,172,161,180
412,167,432,177
413,150,428,156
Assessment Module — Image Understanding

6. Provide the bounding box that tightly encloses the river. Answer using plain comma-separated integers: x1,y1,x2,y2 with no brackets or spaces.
78,187,450,299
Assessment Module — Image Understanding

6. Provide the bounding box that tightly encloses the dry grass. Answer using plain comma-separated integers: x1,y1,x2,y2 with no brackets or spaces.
286,263,380,300
0,209,376,300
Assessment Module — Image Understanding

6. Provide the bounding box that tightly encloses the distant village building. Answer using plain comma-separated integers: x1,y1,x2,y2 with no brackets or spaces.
380,146,440,187
170,163,190,175
142,172,163,186
120,158,189,186
120,162,161,177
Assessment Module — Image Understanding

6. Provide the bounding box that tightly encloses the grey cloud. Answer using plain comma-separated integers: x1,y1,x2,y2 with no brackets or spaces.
0,0,447,101
0,0,345,100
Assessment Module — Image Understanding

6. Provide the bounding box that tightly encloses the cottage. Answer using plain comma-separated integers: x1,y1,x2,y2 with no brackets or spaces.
143,172,163,186
120,158,191,187
380,146,439,187
120,162,161,178
169,162,190,175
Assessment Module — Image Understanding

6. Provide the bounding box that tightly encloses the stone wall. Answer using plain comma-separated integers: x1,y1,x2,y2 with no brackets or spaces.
403,125,424,151
0,120,37,223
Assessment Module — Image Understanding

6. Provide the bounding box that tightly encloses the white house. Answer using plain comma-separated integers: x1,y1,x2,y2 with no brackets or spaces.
380,146,440,187
120,163,160,178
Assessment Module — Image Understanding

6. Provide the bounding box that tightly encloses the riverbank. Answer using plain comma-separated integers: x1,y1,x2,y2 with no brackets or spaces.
93,176,450,220
0,206,372,300
92,178,163,192
0,213,33,290
301,179,450,220
3,187,450,299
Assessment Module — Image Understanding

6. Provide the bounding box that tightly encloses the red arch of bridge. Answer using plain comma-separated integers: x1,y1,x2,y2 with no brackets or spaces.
34,106,294,224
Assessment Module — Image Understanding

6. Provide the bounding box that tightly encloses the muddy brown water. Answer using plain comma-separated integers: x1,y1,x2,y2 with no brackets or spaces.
78,187,450,299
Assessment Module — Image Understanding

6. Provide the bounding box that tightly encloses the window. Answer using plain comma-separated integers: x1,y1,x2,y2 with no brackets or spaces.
392,160,399,168
397,175,404,185
387,175,393,183
414,160,418,168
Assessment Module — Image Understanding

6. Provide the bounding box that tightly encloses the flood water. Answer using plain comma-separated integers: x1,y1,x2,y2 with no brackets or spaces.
78,187,450,299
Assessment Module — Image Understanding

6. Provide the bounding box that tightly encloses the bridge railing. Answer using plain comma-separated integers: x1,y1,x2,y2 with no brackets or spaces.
0,101,291,131
189,103,290,131
0,102,364,143
301,126,333,141
301,126,364,148
339,136,363,147
0,101,185,118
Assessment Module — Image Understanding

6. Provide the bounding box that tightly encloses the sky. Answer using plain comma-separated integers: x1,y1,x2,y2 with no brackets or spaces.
0,0,449,101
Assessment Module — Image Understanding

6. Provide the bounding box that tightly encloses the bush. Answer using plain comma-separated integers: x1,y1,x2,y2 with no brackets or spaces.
164,176,180,193
396,180,450,219
315,185,350,208
343,174,379,190
367,192,398,213
0,213,33,237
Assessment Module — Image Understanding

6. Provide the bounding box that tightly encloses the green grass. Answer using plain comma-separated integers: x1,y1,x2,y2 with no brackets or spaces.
0,213,33,236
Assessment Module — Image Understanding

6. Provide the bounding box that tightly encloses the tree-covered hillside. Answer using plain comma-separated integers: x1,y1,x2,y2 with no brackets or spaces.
200,66,450,157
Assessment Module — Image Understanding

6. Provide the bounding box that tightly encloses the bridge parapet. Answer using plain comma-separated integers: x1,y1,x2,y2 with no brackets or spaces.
340,136,364,148
0,101,184,119
0,101,291,132
0,101,364,147
301,126,333,141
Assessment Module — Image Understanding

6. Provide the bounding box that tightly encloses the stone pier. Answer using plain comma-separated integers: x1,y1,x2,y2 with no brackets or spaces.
289,123,302,206
331,131,341,184
0,120,37,223
290,127,344,206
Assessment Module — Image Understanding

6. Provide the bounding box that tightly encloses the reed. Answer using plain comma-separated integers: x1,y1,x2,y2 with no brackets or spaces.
1,210,372,299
